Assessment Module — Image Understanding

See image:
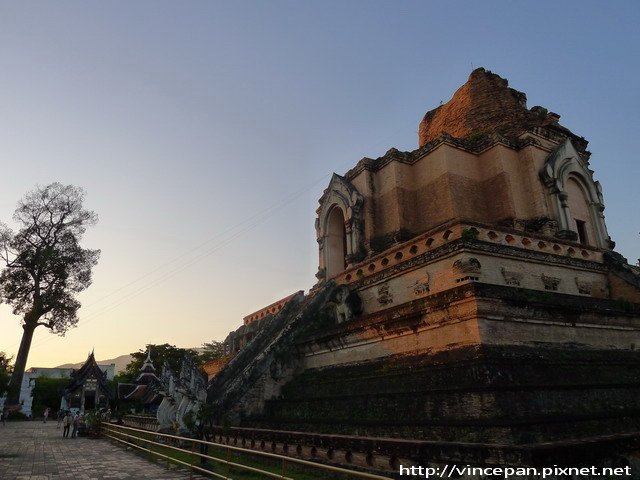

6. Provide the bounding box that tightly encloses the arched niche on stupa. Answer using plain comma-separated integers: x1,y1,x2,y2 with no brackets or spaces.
540,139,613,249
315,174,364,281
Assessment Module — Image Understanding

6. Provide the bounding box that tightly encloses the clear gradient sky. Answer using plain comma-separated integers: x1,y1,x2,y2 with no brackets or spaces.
1,1,638,368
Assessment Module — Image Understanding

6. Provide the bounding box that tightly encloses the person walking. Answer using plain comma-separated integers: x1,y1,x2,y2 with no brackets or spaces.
62,412,71,438
1,409,7,426
56,409,63,429
71,412,80,438
43,407,49,423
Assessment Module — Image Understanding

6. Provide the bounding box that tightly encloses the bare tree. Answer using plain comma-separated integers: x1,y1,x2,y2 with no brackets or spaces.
0,183,100,404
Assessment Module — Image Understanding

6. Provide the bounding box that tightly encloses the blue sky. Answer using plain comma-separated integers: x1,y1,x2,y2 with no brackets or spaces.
1,1,638,367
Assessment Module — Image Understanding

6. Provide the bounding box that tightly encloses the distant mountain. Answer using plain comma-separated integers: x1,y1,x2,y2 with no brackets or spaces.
56,354,132,374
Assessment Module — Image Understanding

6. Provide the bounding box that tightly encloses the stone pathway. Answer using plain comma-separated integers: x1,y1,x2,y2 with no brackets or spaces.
0,421,208,480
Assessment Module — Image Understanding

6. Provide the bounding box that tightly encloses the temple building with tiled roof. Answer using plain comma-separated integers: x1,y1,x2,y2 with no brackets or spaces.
60,351,115,413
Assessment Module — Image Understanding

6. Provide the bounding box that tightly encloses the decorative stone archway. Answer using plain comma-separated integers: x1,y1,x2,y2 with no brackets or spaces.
315,174,364,281
325,206,347,278
540,139,613,250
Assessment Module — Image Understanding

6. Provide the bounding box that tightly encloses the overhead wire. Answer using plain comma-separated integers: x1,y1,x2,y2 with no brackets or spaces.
14,172,330,352
7,125,410,356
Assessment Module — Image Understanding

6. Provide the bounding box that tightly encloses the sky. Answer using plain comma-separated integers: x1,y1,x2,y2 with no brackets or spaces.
0,1,638,369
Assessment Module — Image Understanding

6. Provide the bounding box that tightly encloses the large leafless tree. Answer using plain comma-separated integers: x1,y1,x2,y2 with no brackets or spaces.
0,183,100,404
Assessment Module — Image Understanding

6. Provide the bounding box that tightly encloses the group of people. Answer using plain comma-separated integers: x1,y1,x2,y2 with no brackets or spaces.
57,410,83,438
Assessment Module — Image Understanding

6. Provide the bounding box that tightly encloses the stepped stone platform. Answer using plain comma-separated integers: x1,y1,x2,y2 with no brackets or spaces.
0,421,206,480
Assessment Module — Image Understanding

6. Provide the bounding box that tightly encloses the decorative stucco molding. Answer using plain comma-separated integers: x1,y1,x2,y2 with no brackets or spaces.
541,274,561,291
453,257,482,275
316,173,365,279
376,283,393,305
412,272,431,296
540,139,613,250
501,268,523,287
575,277,593,295
331,285,362,324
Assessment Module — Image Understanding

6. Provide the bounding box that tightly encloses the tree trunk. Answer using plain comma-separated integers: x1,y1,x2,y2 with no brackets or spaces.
7,320,38,405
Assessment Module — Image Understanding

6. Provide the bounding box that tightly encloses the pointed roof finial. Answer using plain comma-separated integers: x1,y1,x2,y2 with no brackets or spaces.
136,348,158,382
139,348,157,375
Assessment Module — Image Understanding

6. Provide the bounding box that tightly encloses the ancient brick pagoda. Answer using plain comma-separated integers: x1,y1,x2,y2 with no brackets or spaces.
208,69,640,471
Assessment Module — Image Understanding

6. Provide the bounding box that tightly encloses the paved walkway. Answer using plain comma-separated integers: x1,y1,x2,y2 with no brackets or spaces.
0,421,207,480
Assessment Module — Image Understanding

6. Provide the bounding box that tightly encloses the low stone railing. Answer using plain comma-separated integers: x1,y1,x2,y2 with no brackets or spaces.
208,425,505,473
121,415,159,431
119,416,435,471
119,418,640,472
208,426,640,472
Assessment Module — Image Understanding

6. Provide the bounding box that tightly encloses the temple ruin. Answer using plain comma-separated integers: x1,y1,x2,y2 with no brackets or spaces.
207,68,640,472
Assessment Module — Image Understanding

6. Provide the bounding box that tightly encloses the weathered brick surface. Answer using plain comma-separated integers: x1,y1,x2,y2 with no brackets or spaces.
610,272,640,303
412,173,456,231
480,171,514,223
419,68,562,147
255,344,640,445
